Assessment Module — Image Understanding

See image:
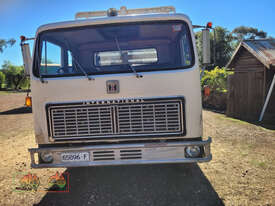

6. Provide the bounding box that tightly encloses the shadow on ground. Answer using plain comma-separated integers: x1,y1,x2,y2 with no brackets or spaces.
203,108,275,130
0,107,32,115
253,121,275,130
35,163,224,206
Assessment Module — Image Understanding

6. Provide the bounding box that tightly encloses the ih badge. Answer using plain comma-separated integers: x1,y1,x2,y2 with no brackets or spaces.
106,80,119,94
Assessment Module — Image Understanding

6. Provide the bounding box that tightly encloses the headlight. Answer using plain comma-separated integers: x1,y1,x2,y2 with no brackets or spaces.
40,152,53,163
185,146,201,158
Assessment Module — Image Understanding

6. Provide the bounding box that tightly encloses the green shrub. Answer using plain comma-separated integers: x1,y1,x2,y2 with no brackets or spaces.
1,61,29,90
201,66,233,92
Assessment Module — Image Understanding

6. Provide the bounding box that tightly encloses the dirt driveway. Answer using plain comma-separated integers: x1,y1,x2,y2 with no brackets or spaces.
0,93,274,206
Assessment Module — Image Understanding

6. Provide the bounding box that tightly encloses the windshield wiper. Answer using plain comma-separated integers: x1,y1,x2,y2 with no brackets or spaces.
64,39,94,81
115,37,143,78
72,56,94,81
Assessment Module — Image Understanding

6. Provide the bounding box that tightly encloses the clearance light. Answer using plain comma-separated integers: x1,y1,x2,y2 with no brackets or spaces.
25,96,32,107
206,22,213,29
107,8,118,16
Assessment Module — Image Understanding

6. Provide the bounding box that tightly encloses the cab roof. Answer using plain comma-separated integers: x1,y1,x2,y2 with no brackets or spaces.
36,13,191,36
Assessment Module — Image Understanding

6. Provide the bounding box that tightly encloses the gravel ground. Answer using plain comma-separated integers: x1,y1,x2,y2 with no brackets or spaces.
0,93,274,206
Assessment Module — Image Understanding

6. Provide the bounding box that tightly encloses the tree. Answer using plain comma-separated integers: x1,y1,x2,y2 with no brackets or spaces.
0,39,16,53
196,26,234,68
1,61,28,90
0,71,5,89
232,26,267,41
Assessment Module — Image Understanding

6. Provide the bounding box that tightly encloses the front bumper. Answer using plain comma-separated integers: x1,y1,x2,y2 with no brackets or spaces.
29,137,212,168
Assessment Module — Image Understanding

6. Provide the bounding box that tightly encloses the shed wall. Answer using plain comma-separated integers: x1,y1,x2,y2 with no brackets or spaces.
231,48,264,71
264,67,275,120
227,47,265,121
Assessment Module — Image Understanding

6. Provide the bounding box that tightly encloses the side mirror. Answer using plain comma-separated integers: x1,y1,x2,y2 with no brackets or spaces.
21,43,32,76
202,29,211,65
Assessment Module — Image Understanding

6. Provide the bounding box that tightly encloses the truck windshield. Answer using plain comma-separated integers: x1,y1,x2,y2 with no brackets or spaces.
34,20,194,77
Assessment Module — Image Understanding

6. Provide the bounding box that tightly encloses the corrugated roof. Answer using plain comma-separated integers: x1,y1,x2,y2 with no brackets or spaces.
227,39,275,69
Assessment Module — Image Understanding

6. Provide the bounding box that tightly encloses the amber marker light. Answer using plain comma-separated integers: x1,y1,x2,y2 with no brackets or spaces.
25,96,32,107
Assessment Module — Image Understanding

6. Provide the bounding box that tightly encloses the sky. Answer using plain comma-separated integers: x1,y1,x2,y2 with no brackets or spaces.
0,0,275,66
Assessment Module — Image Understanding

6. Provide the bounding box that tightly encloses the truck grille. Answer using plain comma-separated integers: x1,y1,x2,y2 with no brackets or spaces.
47,97,184,141
117,103,181,134
51,106,113,138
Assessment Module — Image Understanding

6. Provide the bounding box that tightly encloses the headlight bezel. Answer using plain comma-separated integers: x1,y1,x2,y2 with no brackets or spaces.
39,151,54,163
185,145,202,158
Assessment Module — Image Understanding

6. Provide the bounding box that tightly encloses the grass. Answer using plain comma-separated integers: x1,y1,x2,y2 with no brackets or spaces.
0,90,14,95
0,90,28,95
218,115,275,132
250,160,268,169
240,151,249,157
218,115,251,125
200,110,275,206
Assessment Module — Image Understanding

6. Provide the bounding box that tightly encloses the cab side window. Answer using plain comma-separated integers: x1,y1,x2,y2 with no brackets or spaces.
180,34,192,66
40,41,62,76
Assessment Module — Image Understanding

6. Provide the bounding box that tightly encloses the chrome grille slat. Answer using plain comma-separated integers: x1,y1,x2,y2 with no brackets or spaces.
49,98,183,140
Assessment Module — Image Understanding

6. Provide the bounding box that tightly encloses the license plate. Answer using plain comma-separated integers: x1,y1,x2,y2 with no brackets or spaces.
61,152,90,162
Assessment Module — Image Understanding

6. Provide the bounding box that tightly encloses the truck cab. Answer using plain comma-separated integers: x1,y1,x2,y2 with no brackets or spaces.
21,6,212,168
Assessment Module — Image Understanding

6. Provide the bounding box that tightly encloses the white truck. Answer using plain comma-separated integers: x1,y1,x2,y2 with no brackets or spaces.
20,6,212,168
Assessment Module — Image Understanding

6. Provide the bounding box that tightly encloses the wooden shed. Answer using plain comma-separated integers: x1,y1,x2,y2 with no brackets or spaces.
226,39,275,122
